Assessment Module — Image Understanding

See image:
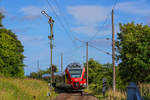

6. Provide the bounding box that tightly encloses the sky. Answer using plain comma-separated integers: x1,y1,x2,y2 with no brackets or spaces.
0,0,150,75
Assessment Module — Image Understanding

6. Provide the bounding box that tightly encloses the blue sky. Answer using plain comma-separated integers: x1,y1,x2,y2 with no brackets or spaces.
0,0,150,75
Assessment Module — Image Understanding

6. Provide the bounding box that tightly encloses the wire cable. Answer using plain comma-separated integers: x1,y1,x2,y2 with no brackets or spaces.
88,43,112,56
112,0,119,10
53,0,84,45
87,14,111,42
88,0,119,42
45,0,78,47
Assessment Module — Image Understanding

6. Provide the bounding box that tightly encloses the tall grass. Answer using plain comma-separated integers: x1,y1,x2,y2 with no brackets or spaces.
139,83,150,100
0,76,57,100
105,89,126,100
86,83,150,100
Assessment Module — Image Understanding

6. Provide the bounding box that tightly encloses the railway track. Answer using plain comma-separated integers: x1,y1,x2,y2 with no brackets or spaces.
52,91,98,100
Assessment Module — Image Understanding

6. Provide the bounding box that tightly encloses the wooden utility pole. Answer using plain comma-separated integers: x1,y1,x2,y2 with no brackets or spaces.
41,10,54,87
86,42,88,89
112,9,116,92
61,52,63,72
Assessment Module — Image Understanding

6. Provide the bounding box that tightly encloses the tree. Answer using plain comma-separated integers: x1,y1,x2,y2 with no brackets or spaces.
85,59,119,94
0,13,25,77
29,64,58,79
87,58,104,84
46,64,58,73
116,22,150,83
0,13,4,27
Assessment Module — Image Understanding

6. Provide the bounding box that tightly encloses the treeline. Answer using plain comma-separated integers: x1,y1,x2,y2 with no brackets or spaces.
0,13,25,77
85,58,122,94
86,22,150,95
28,64,58,79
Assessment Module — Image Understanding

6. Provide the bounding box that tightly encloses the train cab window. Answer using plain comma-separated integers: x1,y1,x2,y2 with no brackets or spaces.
69,69,82,78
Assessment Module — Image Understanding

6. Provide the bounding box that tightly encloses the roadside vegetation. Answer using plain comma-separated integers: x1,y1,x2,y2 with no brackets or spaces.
0,75,57,100
0,12,56,100
0,13,25,77
84,23,150,100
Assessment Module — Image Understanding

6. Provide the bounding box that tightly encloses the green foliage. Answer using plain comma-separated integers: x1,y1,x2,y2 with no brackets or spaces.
45,64,58,74
85,58,126,97
116,22,150,83
0,13,25,77
85,59,113,94
0,13,4,27
87,58,103,84
29,64,58,79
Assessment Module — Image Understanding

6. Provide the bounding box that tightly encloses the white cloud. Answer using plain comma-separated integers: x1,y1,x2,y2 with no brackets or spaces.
71,25,111,36
17,34,45,45
71,25,97,35
20,6,43,20
68,1,150,37
12,28,28,33
20,5,60,20
67,5,111,24
20,6,42,16
116,1,150,15
0,7,7,14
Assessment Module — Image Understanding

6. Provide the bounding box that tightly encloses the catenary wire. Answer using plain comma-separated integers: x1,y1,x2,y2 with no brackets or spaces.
88,0,119,42
53,0,84,45
45,0,78,47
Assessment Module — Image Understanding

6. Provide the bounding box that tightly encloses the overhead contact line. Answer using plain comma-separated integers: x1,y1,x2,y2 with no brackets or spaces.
45,0,78,47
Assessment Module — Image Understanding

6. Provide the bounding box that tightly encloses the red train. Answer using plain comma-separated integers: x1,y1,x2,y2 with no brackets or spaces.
65,63,87,89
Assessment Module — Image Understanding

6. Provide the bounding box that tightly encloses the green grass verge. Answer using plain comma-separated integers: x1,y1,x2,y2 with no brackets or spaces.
0,76,57,100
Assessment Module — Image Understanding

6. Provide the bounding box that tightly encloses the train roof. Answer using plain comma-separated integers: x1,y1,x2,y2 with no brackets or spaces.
66,62,83,69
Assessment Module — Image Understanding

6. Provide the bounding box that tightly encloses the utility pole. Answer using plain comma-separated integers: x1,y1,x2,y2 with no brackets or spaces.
49,16,54,87
86,42,88,89
61,52,63,72
112,9,116,92
41,10,54,87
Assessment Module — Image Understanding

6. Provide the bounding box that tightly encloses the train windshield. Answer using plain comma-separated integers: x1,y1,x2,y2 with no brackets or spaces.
69,69,82,78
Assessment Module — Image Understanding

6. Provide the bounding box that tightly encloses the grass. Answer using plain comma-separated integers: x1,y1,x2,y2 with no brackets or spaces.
0,76,57,100
140,83,150,100
85,83,150,100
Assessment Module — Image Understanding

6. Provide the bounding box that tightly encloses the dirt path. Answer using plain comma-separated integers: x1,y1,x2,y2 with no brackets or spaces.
52,92,98,100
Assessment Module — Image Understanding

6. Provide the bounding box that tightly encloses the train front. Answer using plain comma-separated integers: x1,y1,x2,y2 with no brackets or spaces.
65,63,86,89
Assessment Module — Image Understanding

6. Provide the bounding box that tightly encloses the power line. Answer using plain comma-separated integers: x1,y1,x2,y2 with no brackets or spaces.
62,45,85,66
88,0,119,42
53,0,76,37
73,37,111,56
112,0,119,10
65,45,85,55
88,13,111,42
45,0,78,47
88,43,112,56
53,0,84,45
53,0,71,29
